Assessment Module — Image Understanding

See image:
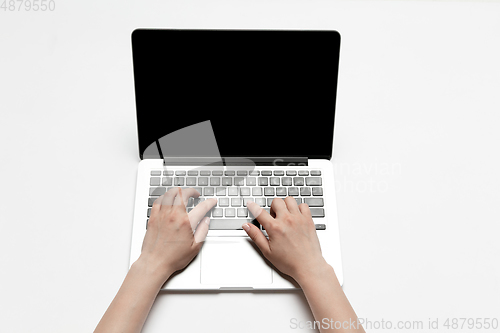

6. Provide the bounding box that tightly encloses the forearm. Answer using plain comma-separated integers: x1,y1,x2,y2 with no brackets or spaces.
94,260,169,333
296,264,365,333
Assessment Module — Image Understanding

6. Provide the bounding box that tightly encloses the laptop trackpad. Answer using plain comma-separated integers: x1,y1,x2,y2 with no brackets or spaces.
201,238,273,285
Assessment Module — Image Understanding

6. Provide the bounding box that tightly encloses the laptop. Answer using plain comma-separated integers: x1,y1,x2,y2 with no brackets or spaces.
128,28,343,290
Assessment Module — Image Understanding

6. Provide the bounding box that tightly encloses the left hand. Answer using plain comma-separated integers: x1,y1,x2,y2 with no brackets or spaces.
137,187,216,284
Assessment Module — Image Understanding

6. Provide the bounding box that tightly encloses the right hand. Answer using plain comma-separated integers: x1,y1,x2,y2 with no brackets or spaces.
244,197,330,283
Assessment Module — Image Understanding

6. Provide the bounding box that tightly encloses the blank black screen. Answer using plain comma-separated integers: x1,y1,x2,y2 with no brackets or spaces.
132,29,340,160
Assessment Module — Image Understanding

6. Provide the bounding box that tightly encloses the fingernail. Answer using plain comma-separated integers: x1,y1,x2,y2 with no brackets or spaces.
242,223,250,231
203,217,210,225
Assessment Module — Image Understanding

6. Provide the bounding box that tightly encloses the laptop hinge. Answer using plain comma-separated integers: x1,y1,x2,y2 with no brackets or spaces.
161,156,308,166
223,157,308,166
162,157,224,166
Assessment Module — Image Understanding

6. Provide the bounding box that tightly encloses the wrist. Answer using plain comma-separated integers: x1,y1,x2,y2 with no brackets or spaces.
132,256,174,289
293,258,334,287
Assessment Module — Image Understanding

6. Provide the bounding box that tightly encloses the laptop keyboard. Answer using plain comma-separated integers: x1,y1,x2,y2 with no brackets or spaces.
147,169,326,231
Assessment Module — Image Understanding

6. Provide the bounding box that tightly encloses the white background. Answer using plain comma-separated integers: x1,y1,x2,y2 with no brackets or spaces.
1,0,499,332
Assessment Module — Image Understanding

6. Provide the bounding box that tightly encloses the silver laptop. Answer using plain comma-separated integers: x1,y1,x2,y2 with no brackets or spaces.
128,29,343,290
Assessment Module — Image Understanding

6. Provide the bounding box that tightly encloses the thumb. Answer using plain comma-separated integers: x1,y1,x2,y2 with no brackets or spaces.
242,223,270,255
193,217,210,245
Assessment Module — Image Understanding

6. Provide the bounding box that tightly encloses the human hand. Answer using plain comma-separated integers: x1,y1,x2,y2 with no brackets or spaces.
244,197,329,284
136,187,217,284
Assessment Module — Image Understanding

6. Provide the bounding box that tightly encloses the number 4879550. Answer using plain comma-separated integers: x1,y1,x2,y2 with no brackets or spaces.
1,0,55,11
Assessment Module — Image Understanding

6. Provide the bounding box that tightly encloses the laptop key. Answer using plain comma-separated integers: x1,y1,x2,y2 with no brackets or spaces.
237,208,248,217
150,177,161,186
293,177,304,186
274,170,284,176
298,170,309,176
315,224,326,230
186,177,197,186
246,177,256,186
228,187,238,196
216,187,226,196
270,177,280,186
225,208,236,217
193,197,205,206
252,187,263,196
174,177,184,186
203,187,214,196
258,177,268,186
175,170,186,176
237,170,248,176
163,170,174,176
310,208,325,217
209,218,253,230
261,170,272,176
312,187,323,196
212,208,223,218
200,170,211,176
300,187,311,196
210,177,221,186
242,198,252,207
231,198,242,207
276,187,287,196
264,187,275,196
255,198,266,207
222,177,232,186
149,187,166,196
188,170,198,176
234,177,245,186
286,170,297,176
305,177,322,186
240,187,251,196
151,170,161,176
148,197,157,207
147,208,151,217
282,177,292,186
295,198,302,205
219,198,229,207
225,170,235,176
310,170,322,176
162,177,173,186
198,177,208,186
288,187,299,196
304,198,324,207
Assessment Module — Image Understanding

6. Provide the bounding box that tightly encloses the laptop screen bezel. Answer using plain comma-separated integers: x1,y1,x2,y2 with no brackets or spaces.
131,28,341,161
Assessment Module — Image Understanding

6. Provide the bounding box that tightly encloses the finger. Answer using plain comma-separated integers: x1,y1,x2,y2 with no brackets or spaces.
270,197,287,217
298,202,311,217
242,223,270,255
283,196,300,214
172,187,185,207
193,217,210,244
269,206,277,219
188,198,217,230
151,194,163,216
247,201,274,230
180,187,201,207
161,187,179,208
